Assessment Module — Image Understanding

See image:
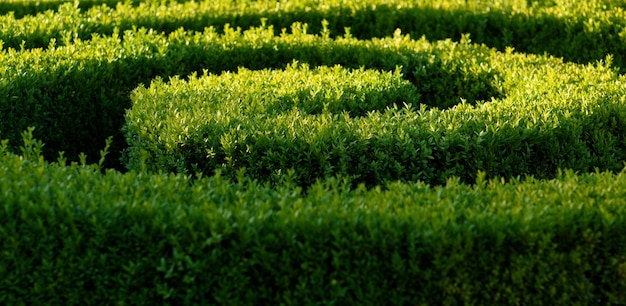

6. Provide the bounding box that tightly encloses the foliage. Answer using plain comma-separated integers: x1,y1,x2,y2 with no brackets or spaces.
0,24,501,169
1,0,626,303
1,131,625,304
2,0,625,72
124,35,626,187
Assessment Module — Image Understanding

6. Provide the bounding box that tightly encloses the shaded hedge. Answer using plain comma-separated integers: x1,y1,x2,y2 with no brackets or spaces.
1,132,625,304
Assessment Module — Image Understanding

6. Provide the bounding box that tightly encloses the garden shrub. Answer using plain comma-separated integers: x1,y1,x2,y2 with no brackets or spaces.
3,0,625,72
124,32,626,187
1,131,625,304
0,24,500,170
2,1,626,303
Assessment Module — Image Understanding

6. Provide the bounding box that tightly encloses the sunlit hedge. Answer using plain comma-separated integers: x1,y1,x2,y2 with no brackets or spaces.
1,0,626,304
0,24,502,169
124,35,626,187
2,0,625,72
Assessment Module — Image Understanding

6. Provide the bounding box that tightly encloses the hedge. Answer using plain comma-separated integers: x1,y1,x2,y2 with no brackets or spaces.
1,131,625,304
2,1,626,304
123,37,626,187
2,0,625,72
0,24,503,170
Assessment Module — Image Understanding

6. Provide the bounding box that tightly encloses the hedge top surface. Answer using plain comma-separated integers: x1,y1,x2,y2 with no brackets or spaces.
123,28,626,186
3,0,625,74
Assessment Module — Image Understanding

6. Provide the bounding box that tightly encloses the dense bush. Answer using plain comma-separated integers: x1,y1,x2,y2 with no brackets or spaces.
0,24,501,169
1,0,626,303
124,40,626,187
1,131,625,304
3,0,625,72
0,0,131,18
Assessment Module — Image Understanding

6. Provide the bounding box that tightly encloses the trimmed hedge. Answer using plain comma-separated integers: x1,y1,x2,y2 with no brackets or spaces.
1,132,626,304
1,2,625,303
124,39,626,187
3,0,626,72
123,62,424,185
0,24,501,169
3,22,624,179
0,0,129,18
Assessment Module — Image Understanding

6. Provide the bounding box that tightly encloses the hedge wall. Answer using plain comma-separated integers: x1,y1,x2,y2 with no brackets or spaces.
1,132,625,304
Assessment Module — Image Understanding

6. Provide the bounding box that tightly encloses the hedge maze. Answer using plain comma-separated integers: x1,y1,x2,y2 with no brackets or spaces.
1,0,626,304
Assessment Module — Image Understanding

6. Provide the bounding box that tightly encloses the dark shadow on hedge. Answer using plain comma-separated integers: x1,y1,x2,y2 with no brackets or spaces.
0,0,173,18
0,0,122,18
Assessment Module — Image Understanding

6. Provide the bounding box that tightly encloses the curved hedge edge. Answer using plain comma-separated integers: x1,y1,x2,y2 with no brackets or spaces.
0,25,501,170
123,38,626,187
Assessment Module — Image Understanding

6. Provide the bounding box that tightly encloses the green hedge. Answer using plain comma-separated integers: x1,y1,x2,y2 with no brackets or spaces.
3,0,626,72
0,0,131,18
0,24,501,170
3,23,624,179
123,63,423,185
124,36,626,187
2,1,625,304
1,132,626,304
